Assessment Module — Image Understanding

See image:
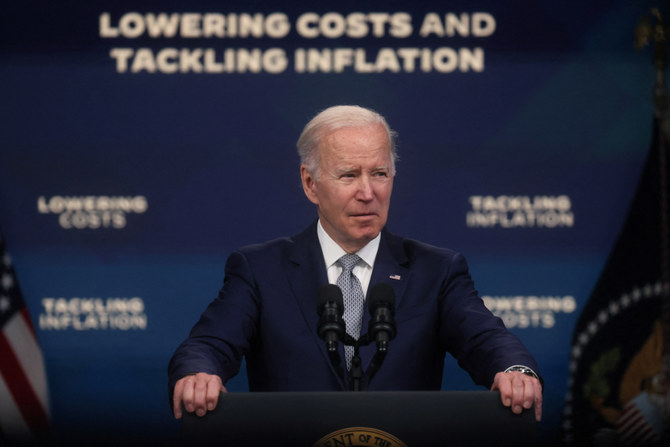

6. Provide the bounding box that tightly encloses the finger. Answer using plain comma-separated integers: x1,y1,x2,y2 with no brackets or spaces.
205,376,223,411
510,374,525,414
172,379,185,419
522,379,535,410
534,379,543,422
491,372,513,408
181,376,196,414
193,374,209,417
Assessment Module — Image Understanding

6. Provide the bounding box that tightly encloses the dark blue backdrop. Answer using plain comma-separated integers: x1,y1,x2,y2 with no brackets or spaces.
0,0,662,444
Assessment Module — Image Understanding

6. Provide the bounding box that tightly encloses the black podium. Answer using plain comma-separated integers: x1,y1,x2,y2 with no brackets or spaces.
180,391,536,446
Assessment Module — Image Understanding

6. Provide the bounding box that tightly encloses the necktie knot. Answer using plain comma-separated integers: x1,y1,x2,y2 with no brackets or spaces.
338,253,361,273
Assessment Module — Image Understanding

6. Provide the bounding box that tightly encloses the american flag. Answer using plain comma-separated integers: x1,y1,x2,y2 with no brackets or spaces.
616,393,663,446
0,232,50,443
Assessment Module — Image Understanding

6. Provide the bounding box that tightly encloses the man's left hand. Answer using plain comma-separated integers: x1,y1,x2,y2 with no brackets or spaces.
491,371,543,421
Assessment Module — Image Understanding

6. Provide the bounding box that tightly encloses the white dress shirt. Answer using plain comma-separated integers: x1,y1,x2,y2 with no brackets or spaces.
316,220,380,298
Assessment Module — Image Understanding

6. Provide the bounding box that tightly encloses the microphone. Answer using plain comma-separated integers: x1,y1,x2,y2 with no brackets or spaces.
317,284,345,352
367,283,397,352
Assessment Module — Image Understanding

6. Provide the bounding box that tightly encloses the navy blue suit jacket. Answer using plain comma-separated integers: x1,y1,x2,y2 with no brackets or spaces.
168,223,539,392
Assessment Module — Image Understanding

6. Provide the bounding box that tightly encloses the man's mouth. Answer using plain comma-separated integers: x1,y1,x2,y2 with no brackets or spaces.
351,212,376,218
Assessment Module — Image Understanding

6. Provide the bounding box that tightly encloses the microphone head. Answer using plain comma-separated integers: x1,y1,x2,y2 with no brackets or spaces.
317,284,344,315
367,283,395,314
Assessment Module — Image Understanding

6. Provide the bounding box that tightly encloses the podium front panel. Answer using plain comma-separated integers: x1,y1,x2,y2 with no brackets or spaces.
180,391,536,446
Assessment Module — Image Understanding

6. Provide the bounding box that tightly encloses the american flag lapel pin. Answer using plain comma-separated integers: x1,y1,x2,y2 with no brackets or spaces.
389,274,401,281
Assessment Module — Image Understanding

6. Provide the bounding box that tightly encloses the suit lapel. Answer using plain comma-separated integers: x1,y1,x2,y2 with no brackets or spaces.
359,229,409,375
285,223,347,389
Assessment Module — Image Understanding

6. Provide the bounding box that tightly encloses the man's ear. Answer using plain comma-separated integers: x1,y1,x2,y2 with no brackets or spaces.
301,165,319,206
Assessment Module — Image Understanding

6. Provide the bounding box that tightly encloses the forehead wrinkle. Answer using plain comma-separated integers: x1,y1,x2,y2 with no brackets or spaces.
323,123,388,149
324,143,390,165
318,124,392,177
324,160,390,177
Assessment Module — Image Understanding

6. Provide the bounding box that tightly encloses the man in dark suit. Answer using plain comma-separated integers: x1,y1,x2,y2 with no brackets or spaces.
169,105,543,421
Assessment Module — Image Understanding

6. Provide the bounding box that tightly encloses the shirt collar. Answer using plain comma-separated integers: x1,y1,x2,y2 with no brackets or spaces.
317,220,381,269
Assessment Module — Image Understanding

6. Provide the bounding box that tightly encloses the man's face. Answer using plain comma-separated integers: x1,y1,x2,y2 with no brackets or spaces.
301,124,394,253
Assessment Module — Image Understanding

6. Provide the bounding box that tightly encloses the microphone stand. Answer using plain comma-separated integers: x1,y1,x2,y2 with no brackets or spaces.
350,347,363,392
344,334,363,391
323,282,396,392
345,334,389,391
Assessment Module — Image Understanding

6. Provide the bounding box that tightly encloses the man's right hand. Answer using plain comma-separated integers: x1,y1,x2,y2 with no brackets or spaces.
172,372,227,419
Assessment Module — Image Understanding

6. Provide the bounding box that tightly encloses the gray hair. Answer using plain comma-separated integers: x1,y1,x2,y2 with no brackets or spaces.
297,105,398,177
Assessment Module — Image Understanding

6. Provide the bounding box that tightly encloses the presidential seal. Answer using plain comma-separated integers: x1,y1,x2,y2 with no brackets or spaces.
314,427,407,447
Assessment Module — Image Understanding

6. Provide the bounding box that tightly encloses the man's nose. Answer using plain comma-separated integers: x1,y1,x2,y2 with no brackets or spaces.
356,176,374,201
